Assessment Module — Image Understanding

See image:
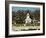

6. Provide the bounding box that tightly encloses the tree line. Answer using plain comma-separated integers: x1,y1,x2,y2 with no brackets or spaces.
12,10,40,24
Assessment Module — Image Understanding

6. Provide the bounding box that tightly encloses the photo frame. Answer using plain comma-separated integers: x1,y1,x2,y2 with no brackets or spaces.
5,1,45,37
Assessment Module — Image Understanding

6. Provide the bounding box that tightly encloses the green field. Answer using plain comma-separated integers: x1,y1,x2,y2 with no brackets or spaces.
12,22,40,31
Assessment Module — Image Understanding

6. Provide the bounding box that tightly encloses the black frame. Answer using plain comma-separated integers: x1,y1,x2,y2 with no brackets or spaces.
5,1,45,37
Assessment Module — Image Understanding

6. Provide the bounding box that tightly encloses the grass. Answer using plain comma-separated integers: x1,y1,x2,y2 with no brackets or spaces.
12,21,40,31
12,22,40,27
